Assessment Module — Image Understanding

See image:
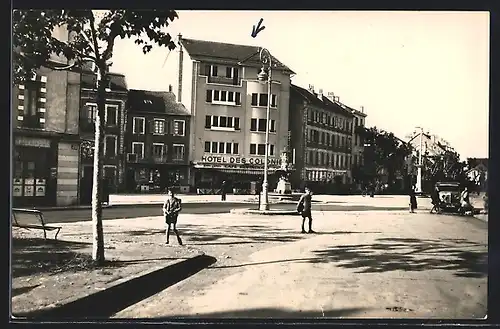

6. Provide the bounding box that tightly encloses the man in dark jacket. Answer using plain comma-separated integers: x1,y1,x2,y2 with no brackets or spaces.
296,187,315,234
221,180,227,201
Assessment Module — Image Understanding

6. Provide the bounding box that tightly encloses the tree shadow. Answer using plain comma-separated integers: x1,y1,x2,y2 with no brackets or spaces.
11,238,95,278
309,237,488,278
152,306,371,319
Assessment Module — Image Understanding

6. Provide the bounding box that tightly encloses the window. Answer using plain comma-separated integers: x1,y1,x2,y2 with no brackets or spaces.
320,153,324,165
103,166,116,185
153,119,165,134
251,118,257,131
173,144,185,161
257,144,266,155
86,103,97,123
259,94,268,107
105,135,117,157
309,151,313,165
250,93,258,106
205,141,239,155
173,120,185,136
105,104,119,126
132,142,144,159
206,115,240,129
251,118,276,132
326,153,330,166
133,117,145,134
152,143,164,158
326,133,330,146
269,145,275,156
258,119,266,132
250,144,257,155
211,65,218,77
271,94,277,108
225,67,238,78
207,90,241,105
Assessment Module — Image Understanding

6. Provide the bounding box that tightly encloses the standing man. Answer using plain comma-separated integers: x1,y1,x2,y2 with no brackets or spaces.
221,180,227,201
163,188,183,245
296,187,315,234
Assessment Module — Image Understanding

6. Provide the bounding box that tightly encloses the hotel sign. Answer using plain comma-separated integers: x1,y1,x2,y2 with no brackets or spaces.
199,155,280,166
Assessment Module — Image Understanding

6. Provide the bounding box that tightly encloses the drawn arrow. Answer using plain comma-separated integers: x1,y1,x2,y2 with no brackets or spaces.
251,18,266,38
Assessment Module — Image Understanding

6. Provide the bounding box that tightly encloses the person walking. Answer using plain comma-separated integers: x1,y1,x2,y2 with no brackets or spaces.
296,187,315,234
221,180,227,201
163,188,183,245
409,184,418,213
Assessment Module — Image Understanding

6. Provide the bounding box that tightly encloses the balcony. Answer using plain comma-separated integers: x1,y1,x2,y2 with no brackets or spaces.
127,154,187,165
207,75,241,86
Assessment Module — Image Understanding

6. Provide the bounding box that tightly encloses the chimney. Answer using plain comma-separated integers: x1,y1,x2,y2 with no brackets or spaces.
168,84,173,92
308,84,315,94
327,92,335,102
334,96,340,103
317,88,323,100
361,106,364,113
177,33,183,103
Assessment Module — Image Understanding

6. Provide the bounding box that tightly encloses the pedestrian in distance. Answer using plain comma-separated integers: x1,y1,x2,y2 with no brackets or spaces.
409,184,418,213
296,187,315,234
221,180,227,201
163,188,183,245
430,185,441,214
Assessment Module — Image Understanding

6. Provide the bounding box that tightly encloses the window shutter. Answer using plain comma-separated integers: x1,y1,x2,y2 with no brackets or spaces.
213,65,218,76
235,92,241,105
206,89,212,102
205,115,212,128
204,64,211,76
234,117,240,130
170,120,175,135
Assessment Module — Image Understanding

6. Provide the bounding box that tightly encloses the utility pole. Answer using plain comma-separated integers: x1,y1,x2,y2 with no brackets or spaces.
415,127,424,193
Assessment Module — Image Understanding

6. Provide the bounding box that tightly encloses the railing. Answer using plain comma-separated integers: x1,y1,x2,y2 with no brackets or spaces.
207,75,241,86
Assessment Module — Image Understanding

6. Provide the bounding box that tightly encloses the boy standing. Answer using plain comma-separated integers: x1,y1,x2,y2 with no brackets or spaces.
163,189,183,245
297,187,315,234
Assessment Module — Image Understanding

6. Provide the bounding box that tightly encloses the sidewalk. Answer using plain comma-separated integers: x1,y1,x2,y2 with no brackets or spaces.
11,216,208,318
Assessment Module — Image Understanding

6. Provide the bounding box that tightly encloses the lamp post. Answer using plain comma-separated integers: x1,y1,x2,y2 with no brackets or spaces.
257,48,272,211
415,126,424,193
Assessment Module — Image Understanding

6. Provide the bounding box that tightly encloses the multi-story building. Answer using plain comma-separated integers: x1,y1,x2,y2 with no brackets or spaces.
174,36,295,191
350,106,367,169
12,27,82,206
288,84,355,190
79,69,128,203
124,87,191,193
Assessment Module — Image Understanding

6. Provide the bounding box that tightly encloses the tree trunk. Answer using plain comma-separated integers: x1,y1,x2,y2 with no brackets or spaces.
91,68,106,265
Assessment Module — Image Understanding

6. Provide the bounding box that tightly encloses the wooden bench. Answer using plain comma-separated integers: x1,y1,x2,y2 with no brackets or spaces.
11,208,62,240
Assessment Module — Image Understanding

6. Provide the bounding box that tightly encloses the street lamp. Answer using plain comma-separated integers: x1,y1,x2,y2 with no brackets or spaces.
257,47,272,211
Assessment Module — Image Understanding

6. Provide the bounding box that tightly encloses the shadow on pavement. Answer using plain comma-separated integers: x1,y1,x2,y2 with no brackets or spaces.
154,306,371,318
22,255,217,320
11,238,93,278
311,237,488,278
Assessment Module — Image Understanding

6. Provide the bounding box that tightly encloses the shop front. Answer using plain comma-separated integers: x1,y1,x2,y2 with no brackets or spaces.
192,155,282,194
12,136,58,207
125,163,190,193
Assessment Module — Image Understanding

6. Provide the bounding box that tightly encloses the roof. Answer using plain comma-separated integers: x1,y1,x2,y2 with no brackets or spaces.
290,84,354,118
126,89,190,116
180,38,295,74
81,72,128,91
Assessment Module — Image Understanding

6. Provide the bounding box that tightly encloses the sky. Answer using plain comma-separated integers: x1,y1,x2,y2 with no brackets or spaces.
110,11,490,160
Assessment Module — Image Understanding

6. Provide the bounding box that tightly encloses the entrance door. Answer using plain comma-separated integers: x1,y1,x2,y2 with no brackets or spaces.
80,166,93,205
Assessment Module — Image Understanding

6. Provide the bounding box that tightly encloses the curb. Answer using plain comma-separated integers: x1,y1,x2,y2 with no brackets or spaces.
230,208,300,216
34,200,296,211
14,252,216,319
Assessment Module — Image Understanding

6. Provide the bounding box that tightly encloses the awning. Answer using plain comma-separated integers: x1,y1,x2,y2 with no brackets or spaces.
194,165,281,175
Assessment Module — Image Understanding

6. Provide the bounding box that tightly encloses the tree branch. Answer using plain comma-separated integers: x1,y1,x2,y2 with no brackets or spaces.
88,13,101,61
